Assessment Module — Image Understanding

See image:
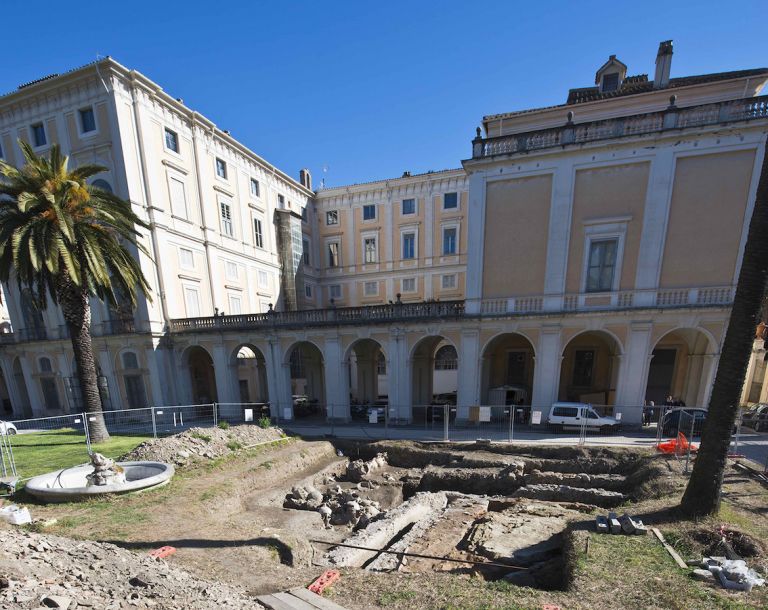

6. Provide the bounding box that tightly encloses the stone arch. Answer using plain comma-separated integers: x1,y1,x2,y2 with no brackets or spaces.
345,338,387,406
231,343,269,403
410,335,459,409
284,341,326,416
559,330,622,405
182,345,218,404
480,332,537,405
645,327,717,408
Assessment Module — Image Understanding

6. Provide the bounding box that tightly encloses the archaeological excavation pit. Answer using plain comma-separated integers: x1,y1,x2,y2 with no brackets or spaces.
269,440,667,591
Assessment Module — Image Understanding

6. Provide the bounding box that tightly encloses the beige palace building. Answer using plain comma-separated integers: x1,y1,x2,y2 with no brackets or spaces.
0,42,767,426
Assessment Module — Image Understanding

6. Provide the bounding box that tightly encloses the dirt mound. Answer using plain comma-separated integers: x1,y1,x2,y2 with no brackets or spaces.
690,527,765,558
0,527,263,609
119,424,287,466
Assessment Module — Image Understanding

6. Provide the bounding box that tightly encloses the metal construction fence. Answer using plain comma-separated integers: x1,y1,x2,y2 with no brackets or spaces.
2,402,757,483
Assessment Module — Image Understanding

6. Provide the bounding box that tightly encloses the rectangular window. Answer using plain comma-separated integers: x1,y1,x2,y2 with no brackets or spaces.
401,277,416,293
253,218,264,248
225,261,238,281
220,201,233,237
301,207,308,222
228,294,242,315
402,198,415,215
79,107,96,133
441,274,456,289
443,227,457,255
250,178,260,197
184,286,201,317
326,210,339,225
164,128,179,152
215,157,227,179
363,204,376,221
602,73,619,92
572,350,595,386
444,192,458,209
278,194,285,208
402,233,415,259
586,239,618,293
329,284,342,299
302,238,310,265
328,242,340,268
305,285,312,298
31,123,46,147
364,281,378,296
179,247,194,270
364,237,377,263
169,176,187,218
258,270,269,289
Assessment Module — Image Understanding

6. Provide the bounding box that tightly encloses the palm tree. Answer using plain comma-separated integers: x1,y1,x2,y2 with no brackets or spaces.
0,142,151,443
680,147,768,516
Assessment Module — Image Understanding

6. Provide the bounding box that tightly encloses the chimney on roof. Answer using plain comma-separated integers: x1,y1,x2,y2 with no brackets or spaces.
299,168,312,190
654,40,673,89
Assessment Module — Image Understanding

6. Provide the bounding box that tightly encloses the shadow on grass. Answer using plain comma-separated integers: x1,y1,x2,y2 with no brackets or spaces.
102,537,295,566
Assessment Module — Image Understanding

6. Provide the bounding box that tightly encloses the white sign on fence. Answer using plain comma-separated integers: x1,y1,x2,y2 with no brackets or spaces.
616,412,622,421
369,412,379,424
479,406,491,422
156,411,163,415
244,409,253,422
283,408,292,420
531,410,542,425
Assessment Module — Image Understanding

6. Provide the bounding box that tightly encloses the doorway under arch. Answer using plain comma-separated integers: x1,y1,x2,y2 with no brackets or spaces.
559,331,622,405
185,346,218,404
286,342,325,417
411,336,458,409
480,333,536,405
232,344,269,403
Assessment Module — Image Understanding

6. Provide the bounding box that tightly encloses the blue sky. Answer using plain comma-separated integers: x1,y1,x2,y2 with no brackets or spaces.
2,0,766,187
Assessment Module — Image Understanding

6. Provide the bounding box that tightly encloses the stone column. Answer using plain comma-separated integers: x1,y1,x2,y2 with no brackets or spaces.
212,344,237,405
19,355,44,417
323,336,349,421
266,338,292,420
387,329,410,422
698,354,718,408
145,346,166,406
532,325,562,417
456,329,481,420
614,322,653,425
0,356,23,418
97,348,121,410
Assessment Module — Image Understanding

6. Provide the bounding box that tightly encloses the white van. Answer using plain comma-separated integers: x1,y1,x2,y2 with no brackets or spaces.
547,402,621,432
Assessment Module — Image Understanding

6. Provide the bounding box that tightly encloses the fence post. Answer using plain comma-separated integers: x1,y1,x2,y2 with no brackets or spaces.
151,407,157,440
213,403,218,427
508,407,514,443
443,404,449,441
684,414,695,474
82,412,92,454
732,406,742,456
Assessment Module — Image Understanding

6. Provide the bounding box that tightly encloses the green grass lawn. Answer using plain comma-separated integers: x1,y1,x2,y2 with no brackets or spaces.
8,429,148,481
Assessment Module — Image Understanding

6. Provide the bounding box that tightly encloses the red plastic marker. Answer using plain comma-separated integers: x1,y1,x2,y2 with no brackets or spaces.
149,546,177,559
308,570,341,595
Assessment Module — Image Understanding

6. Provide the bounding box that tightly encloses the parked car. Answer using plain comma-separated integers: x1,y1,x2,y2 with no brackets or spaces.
742,404,768,432
0,421,17,435
366,399,390,423
292,395,320,418
660,407,707,437
547,402,621,433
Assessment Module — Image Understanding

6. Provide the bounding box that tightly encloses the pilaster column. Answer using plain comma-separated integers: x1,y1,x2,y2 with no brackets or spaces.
0,356,23,418
19,355,44,416
323,335,349,421
145,346,166,406
464,171,487,314
212,344,237,404
456,329,481,420
614,322,653,422
97,348,120,410
532,325,562,415
543,164,575,311
698,354,718,408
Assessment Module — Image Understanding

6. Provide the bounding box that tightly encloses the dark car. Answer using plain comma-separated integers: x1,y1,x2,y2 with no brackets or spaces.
742,404,768,432
661,408,707,437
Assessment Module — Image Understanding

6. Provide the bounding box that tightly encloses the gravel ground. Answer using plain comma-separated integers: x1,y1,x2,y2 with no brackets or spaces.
119,424,286,466
0,526,264,609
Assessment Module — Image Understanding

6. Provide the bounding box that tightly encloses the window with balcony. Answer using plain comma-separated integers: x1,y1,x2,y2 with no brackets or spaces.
443,227,457,255
326,210,339,225
228,293,242,315
220,201,234,237
215,157,227,179
164,128,179,152
79,107,96,133
364,237,377,263
443,192,458,210
585,239,618,293
31,123,46,147
402,198,416,215
402,233,415,259
183,286,201,317
363,204,376,220
253,217,264,248
329,284,342,299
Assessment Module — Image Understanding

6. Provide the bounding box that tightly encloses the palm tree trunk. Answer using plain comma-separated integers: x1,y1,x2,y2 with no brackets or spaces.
680,146,768,516
58,278,110,443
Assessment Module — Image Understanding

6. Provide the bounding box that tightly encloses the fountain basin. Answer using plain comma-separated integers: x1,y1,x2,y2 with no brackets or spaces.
25,461,174,503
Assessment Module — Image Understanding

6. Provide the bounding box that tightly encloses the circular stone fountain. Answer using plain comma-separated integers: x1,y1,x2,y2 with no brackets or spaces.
25,453,174,503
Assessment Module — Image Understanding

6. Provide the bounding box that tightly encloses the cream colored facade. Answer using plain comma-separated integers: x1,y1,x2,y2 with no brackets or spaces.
1,43,767,426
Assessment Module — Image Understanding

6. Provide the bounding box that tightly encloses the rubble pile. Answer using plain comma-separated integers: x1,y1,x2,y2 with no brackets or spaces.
283,484,382,529
120,425,286,466
513,483,625,507
0,527,263,609
689,556,765,591
345,452,388,483
595,512,648,535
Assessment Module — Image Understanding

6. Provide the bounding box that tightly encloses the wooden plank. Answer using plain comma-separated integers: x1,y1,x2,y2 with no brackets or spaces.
256,594,301,610
289,588,350,610
272,591,318,609
651,527,688,569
